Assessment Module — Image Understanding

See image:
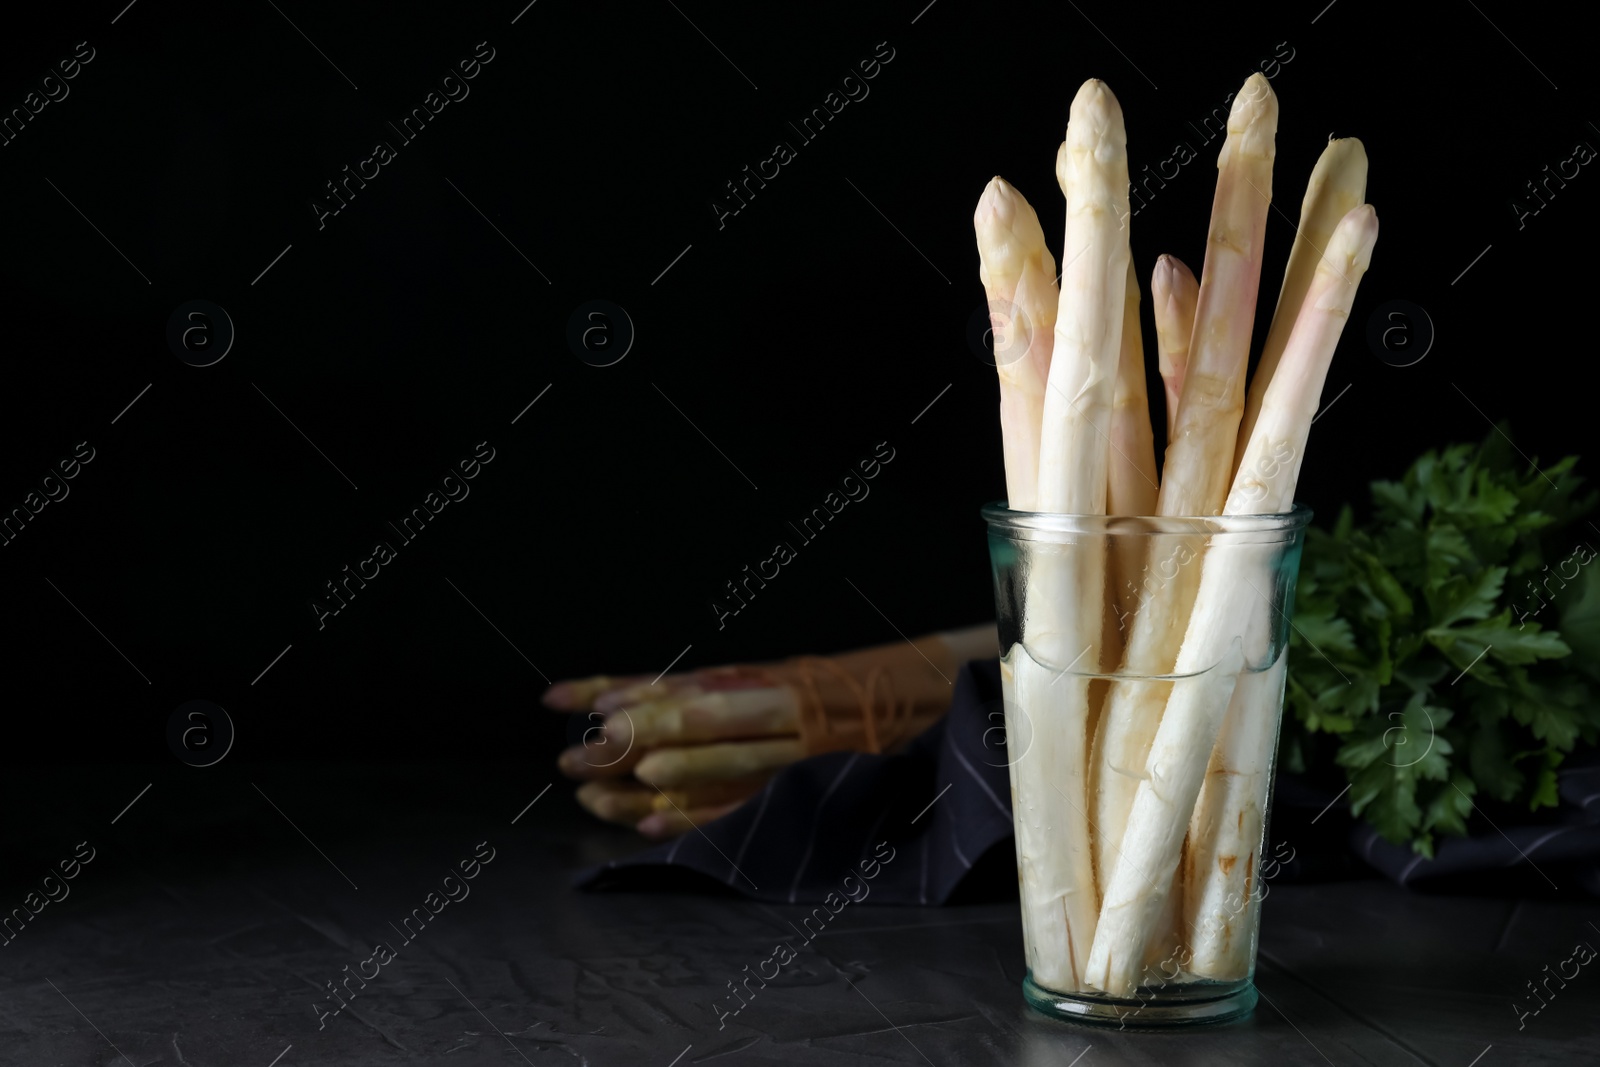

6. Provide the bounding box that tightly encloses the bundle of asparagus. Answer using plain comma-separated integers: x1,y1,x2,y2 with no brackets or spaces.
975,73,1377,997
545,625,998,838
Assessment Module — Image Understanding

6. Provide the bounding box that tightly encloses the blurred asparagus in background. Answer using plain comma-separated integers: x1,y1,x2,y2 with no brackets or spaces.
545,625,998,838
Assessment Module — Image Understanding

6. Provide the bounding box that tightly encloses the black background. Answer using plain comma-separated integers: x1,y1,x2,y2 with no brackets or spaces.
0,0,1593,778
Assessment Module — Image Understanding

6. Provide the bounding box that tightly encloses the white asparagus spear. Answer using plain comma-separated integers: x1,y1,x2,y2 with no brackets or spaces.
1155,72,1278,517
1036,79,1131,516
1088,76,1278,906
1104,260,1157,681
637,799,750,840
576,777,769,825
1012,78,1131,993
1182,652,1286,972
1175,137,1362,976
634,737,808,786
1150,254,1199,440
1107,260,1158,518
1097,257,1191,858
1184,203,1379,979
603,688,800,749
976,178,1060,510
1233,138,1368,472
1085,204,1379,994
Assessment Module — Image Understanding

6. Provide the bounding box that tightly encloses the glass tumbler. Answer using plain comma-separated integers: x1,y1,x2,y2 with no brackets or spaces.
982,504,1311,1027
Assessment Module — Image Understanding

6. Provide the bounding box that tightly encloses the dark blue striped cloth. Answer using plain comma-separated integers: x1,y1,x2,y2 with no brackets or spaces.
1352,760,1600,895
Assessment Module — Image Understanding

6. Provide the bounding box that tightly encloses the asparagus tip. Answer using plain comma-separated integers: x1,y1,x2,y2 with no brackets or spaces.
1329,204,1380,274
1315,136,1367,171
1067,78,1126,140
1228,72,1277,126
1150,254,1197,312
975,176,1020,230
1056,79,1127,198
541,681,578,709
1152,254,1176,296
975,177,1051,297
1221,73,1279,164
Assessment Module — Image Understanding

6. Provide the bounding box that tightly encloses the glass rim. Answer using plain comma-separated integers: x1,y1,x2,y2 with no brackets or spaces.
981,501,1313,537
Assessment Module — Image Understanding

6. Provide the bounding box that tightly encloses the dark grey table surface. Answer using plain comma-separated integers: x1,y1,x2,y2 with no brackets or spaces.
4,762,1597,1066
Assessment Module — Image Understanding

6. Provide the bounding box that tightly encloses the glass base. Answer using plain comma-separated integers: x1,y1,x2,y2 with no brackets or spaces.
1022,971,1257,1029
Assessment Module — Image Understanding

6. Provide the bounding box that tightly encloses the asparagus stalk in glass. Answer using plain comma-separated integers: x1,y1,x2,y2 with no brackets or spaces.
1154,73,1278,511
1009,78,1131,993
1088,74,1279,909
975,176,1061,971
976,178,1060,512
1102,258,1184,970
1183,135,1366,974
1086,204,1380,994
1105,261,1158,674
1150,254,1199,439
1107,260,1158,518
1184,203,1379,977
1233,137,1369,469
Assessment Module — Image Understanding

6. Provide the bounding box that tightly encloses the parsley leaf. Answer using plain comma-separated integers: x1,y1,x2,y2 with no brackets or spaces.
1283,427,1600,855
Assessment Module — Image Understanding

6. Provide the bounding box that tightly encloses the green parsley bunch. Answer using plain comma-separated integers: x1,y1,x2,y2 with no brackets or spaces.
1282,428,1600,856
